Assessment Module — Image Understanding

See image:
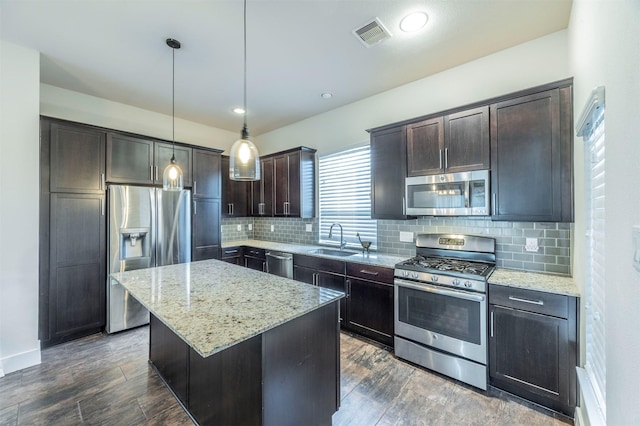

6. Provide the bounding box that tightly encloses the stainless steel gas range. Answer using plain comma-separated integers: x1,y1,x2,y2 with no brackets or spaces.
394,234,496,390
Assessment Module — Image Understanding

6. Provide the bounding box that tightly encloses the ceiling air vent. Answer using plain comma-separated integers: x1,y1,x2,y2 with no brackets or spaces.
352,17,392,47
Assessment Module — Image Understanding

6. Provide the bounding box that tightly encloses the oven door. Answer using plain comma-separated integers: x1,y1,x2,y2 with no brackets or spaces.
394,278,487,364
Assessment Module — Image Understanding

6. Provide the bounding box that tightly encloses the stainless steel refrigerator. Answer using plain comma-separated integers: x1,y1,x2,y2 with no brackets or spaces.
106,185,191,333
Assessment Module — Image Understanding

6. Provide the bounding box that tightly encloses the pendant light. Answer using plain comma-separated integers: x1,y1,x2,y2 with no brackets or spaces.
229,0,261,181
163,38,184,191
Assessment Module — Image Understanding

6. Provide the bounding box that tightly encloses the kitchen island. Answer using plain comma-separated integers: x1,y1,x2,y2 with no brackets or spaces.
110,259,344,426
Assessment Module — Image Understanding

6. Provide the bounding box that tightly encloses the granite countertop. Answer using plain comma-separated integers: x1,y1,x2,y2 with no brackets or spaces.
110,260,344,358
222,239,406,269
488,268,580,297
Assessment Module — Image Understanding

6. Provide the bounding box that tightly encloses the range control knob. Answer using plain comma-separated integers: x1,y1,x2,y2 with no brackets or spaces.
431,276,438,282
464,281,473,288
402,271,409,277
412,272,419,279
452,279,461,286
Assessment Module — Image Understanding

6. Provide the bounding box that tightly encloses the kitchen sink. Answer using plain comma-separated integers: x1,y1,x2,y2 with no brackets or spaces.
308,248,359,257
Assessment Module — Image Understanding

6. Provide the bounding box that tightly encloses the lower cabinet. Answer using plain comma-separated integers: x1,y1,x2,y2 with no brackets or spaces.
221,246,243,265
345,263,394,347
192,198,221,261
489,284,578,416
293,255,346,324
243,247,266,272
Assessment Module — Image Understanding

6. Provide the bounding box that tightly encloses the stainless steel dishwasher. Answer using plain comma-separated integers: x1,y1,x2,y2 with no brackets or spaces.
265,251,293,278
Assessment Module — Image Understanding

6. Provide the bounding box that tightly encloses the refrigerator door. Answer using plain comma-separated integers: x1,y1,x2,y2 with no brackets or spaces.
156,189,191,266
107,185,154,333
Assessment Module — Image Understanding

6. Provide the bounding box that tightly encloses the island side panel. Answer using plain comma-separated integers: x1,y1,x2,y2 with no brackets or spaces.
262,301,340,426
149,314,190,406
189,335,263,426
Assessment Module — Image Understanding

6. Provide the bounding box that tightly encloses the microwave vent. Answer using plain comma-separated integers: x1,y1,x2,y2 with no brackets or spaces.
352,17,392,47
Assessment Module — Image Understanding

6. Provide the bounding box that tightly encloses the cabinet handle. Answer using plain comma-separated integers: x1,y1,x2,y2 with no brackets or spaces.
193,200,197,215
439,149,443,170
490,311,494,337
150,165,154,180
444,148,449,169
193,180,197,194
101,198,105,216
101,173,105,190
492,193,496,216
359,269,379,276
508,296,544,306
346,279,351,298
244,258,248,268
226,249,238,254
262,261,266,272
155,166,158,181
402,196,406,216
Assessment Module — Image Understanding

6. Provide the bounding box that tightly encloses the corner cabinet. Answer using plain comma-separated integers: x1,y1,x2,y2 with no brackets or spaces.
489,284,578,416
490,85,573,222
370,126,412,220
273,147,316,218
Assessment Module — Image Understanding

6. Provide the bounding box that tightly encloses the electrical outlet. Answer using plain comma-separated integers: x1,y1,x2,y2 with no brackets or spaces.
399,231,414,242
248,224,252,231
525,238,539,252
306,224,313,232
270,224,274,232
237,224,242,231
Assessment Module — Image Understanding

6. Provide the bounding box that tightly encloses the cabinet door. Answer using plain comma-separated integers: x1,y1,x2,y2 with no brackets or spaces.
49,193,106,341
286,152,301,217
316,271,346,323
293,265,315,284
193,149,221,198
370,126,411,220
49,122,106,193
491,88,567,222
251,157,274,216
406,117,444,176
346,278,393,346
192,198,221,261
273,154,289,216
244,256,266,272
154,142,193,187
490,305,570,412
106,133,154,184
444,106,490,173
221,156,249,217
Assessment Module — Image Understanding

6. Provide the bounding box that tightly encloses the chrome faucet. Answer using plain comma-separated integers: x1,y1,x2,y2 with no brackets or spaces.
328,223,346,250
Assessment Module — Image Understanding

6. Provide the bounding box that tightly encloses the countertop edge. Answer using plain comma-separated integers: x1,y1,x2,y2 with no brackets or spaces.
488,268,581,298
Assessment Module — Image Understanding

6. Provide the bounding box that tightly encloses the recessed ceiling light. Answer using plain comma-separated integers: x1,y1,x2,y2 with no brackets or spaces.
321,92,333,99
233,107,245,114
399,12,428,32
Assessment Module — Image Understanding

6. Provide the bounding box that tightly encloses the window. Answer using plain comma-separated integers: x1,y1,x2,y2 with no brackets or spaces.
577,86,606,425
318,145,377,249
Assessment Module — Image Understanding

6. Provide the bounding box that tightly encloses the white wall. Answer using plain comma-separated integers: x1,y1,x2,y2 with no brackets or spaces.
0,41,42,374
41,84,239,153
256,30,569,156
569,1,640,424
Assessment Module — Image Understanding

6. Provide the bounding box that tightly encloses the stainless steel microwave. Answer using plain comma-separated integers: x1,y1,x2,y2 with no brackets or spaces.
405,170,490,216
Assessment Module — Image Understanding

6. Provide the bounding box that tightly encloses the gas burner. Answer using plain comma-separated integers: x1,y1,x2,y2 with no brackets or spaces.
399,256,493,278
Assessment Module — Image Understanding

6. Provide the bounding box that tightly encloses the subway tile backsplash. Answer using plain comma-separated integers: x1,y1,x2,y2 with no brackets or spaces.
221,216,573,276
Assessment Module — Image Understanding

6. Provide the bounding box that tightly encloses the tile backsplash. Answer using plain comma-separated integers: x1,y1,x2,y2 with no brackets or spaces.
221,216,572,275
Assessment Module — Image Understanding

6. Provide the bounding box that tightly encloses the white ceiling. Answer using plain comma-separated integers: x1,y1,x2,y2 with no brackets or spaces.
0,0,572,135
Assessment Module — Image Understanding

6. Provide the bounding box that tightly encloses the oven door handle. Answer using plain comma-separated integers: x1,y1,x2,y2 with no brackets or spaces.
395,279,485,302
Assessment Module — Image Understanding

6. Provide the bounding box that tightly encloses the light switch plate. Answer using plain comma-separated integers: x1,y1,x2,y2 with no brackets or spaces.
525,238,539,252
237,224,242,231
306,224,313,232
399,231,414,242
633,226,640,272
248,224,252,231
270,224,274,232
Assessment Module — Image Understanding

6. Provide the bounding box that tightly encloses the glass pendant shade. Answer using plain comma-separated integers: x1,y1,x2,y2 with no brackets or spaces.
229,130,261,181
163,156,184,191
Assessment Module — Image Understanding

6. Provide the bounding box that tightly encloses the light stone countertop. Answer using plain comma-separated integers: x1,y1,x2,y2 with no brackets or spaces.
488,268,580,297
110,259,344,358
222,239,407,269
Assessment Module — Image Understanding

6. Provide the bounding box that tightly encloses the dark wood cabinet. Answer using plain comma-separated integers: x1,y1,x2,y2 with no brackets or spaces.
273,148,316,218
294,254,346,323
49,122,105,193
192,198,221,261
370,126,411,220
250,157,274,216
406,106,489,176
193,149,222,198
243,247,266,271
221,156,249,217
153,142,192,187
221,246,243,265
345,263,394,347
490,85,573,222
106,133,154,184
489,284,578,416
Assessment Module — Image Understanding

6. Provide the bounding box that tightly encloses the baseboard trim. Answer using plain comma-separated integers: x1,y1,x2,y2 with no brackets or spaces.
1,346,41,375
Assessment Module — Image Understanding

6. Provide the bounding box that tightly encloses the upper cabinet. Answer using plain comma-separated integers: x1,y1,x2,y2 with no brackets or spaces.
250,156,274,217
193,149,221,198
221,155,249,217
106,133,192,186
406,106,489,176
370,126,411,220
490,85,573,222
273,147,316,218
48,121,106,193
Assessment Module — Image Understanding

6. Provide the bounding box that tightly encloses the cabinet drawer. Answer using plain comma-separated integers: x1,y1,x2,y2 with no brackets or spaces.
221,246,243,259
489,285,568,319
293,254,344,275
346,263,394,284
244,247,265,259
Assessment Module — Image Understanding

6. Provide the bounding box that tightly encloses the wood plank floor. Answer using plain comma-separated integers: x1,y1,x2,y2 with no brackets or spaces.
0,327,571,425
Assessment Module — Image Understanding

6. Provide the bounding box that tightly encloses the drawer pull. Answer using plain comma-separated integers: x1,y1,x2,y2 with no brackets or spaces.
359,269,379,276
508,296,544,306
225,249,238,254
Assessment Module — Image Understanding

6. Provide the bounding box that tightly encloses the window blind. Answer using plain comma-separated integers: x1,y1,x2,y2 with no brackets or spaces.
583,103,606,420
318,146,377,249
